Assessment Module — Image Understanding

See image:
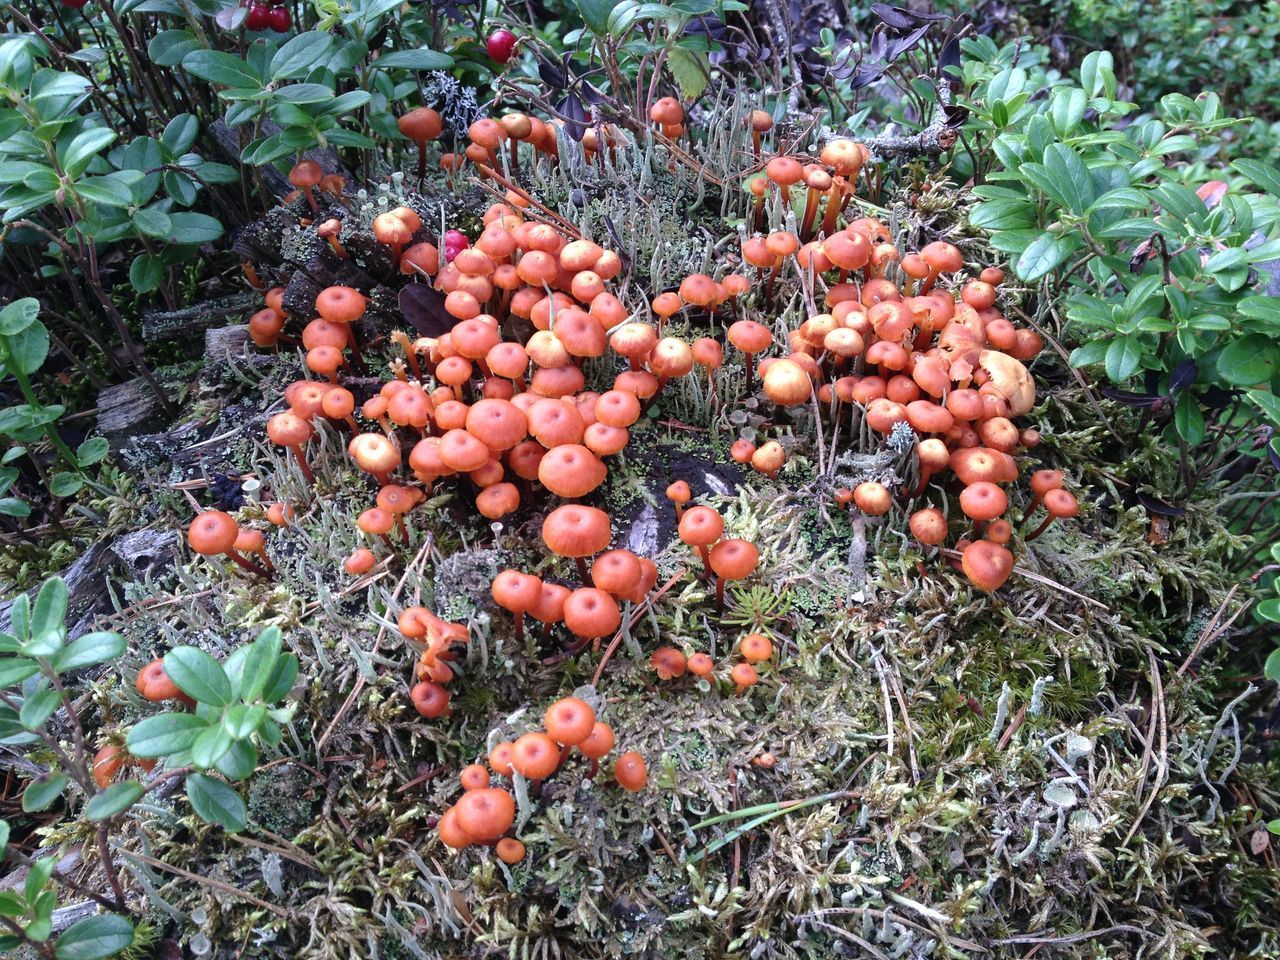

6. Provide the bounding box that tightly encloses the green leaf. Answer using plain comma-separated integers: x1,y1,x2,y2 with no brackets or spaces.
666,47,708,100
83,781,143,821
74,176,134,207
163,646,232,707
4,319,49,376
0,818,8,852
574,0,614,34
190,724,233,768
1232,158,1280,198
75,437,109,467
1259,599,1280,624
1217,335,1280,386
148,29,201,68
1238,295,1280,326
185,773,247,832
31,577,67,643
0,298,39,336
1041,143,1094,214
0,658,39,686
1104,335,1143,383
214,737,258,781
22,772,67,812
59,127,115,179
1079,50,1113,98
164,212,223,244
221,703,267,740
370,48,453,71
19,684,61,729
125,712,209,758
261,652,298,703
237,626,282,702
129,254,165,294
181,50,261,89
0,496,30,519
1246,390,1280,426
1173,394,1205,445
1015,232,1077,281
270,32,334,80
131,207,172,239
49,472,84,498
54,913,135,960
53,631,125,673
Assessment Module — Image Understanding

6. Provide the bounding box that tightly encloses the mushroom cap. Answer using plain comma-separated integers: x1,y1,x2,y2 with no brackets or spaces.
476,483,520,520
978,350,1035,416
951,447,1017,486
348,432,401,475
650,646,687,680
665,481,691,505
709,539,760,581
1030,469,1065,497
562,587,621,638
512,732,560,780
595,390,641,428
731,662,758,689
437,807,472,849
188,510,239,556
687,652,715,677
495,838,526,864
527,398,585,447
344,548,377,575
765,155,804,186
459,764,490,792
288,160,322,188
961,540,1014,592
544,696,597,746
763,358,813,406
488,741,516,777
529,581,572,624
357,507,395,536
542,504,611,557
233,528,265,554
1043,488,1079,518
853,482,892,516
315,285,367,324
908,508,948,546
411,681,450,718
267,411,313,448
466,398,527,451
439,429,492,473
398,106,443,142
590,549,642,596
740,633,773,663
578,721,616,760
959,481,1008,522
136,659,181,702
614,751,648,791
538,444,606,498
584,423,629,457
678,505,724,547
454,787,515,841
492,569,542,613
727,319,773,355
649,337,694,378
920,240,963,274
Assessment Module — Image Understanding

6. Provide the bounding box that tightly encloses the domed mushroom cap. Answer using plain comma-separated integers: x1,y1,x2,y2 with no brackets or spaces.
978,350,1035,416
678,505,724,547
562,587,621,638
349,432,401,474
542,504,611,557
538,444,607,498
544,696,597,746
315,285,367,324
908,508,948,545
578,721,615,759
512,731,560,780
727,319,773,355
665,481,691,505
267,411,312,447
1043,488,1079,518
709,539,760,580
961,540,1014,592
492,570,542,613
398,106,443,142
188,510,239,556
454,787,515,841
959,481,1008,522
614,751,648,791
466,398,527,451
590,549,643,596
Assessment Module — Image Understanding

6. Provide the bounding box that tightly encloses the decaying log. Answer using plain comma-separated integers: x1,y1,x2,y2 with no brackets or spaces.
140,291,258,341
96,378,169,451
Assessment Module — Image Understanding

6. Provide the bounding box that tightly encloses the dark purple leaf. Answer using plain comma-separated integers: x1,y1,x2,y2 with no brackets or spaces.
1269,443,1280,472
870,29,888,60
399,284,452,338
849,66,888,90
538,60,568,89
938,37,961,74
1100,388,1164,408
1137,492,1187,516
1201,385,1236,409
871,3,914,29
1168,360,1198,396
1129,237,1155,273
558,94,587,140
887,24,931,61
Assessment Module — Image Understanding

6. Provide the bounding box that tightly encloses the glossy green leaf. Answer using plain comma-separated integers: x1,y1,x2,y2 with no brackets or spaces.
1218,335,1280,386
125,712,209,758
185,773,247,832
22,772,67,812
54,913,135,960
163,646,232,707
52,631,125,673
83,781,143,821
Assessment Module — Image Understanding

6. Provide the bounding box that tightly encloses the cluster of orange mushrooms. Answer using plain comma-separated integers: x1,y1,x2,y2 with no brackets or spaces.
436,694,645,858
172,100,1081,863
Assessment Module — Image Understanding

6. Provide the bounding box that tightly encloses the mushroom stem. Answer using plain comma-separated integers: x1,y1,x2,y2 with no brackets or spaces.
819,183,843,237
575,556,590,583
513,611,525,643
696,545,711,579
588,758,599,779
715,575,725,612
373,470,393,487
287,445,315,485
1024,514,1056,542
907,467,935,499
225,550,271,579
799,186,821,241
302,185,318,213
395,514,409,543
743,353,757,397
672,503,684,524
342,415,359,433
415,142,427,184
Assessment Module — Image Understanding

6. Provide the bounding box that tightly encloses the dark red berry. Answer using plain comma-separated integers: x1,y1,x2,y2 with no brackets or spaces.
245,3,270,29
485,29,517,65
61,0,89,7
268,5,291,31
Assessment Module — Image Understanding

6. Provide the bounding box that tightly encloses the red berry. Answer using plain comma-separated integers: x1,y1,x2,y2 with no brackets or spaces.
245,3,270,29
485,29,517,65
61,0,89,7
268,5,291,31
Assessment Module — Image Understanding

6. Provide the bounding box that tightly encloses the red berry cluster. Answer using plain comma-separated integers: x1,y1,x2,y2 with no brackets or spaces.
243,0,291,32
